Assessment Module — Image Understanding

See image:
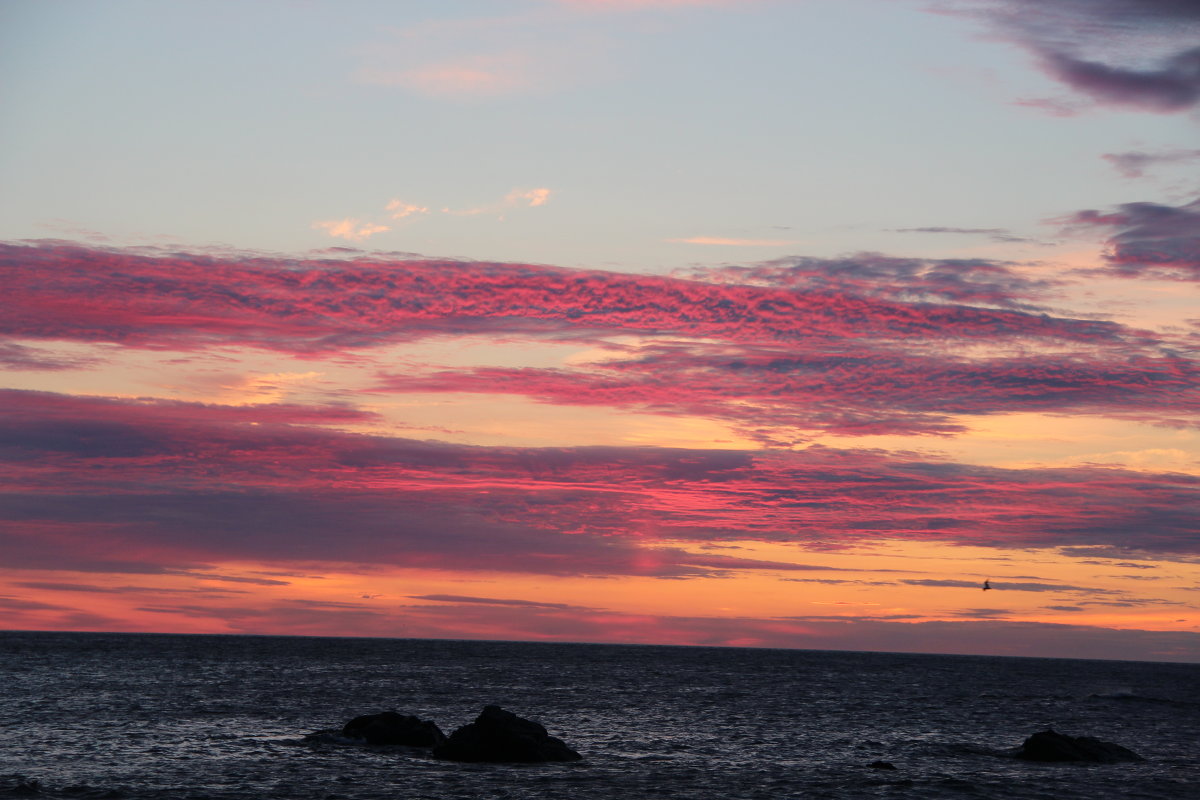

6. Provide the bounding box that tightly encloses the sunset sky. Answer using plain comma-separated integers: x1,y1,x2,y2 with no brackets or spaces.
2,0,1199,662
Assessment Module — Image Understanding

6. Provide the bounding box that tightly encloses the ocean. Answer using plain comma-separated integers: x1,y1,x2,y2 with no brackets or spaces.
1,631,1196,799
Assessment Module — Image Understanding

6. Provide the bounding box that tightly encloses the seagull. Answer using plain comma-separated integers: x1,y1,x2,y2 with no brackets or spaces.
982,579,992,591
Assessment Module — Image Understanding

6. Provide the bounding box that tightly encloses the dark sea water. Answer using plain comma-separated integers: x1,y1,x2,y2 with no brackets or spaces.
2,632,1197,800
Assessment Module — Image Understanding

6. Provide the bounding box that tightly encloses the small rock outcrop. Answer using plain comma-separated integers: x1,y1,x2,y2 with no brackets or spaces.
340,711,447,747
6,777,41,796
1014,729,1143,763
432,705,582,763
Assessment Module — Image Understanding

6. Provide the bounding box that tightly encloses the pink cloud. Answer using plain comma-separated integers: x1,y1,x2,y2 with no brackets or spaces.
378,343,1200,437
2,389,1197,582
9,240,1193,441
0,242,1129,358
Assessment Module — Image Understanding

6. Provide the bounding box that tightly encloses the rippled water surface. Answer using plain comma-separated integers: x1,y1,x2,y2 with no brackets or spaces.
1,632,1197,799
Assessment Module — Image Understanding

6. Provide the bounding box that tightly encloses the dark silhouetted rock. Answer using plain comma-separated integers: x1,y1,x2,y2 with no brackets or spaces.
7,777,41,796
340,711,446,747
1014,729,1143,763
432,705,582,763
868,760,897,770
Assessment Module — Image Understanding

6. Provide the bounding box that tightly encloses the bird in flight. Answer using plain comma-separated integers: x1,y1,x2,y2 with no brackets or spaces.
982,579,992,591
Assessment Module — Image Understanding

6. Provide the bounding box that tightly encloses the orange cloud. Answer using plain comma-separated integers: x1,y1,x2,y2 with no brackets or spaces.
443,187,554,216
506,188,552,207
312,219,389,242
386,199,430,220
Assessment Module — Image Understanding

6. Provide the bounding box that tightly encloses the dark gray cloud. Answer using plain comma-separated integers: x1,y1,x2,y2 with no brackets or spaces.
900,578,1116,593
407,594,587,610
0,340,100,371
1040,46,1200,112
901,578,983,588
177,572,291,586
891,227,1036,244
945,0,1200,112
0,594,121,629
948,608,1015,618
1060,197,1200,279
687,253,1060,310
12,581,246,596
101,597,1200,662
0,595,74,612
780,578,900,586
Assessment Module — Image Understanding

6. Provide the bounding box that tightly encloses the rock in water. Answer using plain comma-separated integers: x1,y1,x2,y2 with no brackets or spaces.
341,711,447,747
432,705,582,763
1015,729,1143,763
8,777,42,796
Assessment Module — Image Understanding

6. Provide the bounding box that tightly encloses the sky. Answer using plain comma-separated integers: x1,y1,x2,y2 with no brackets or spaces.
1,0,1199,662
